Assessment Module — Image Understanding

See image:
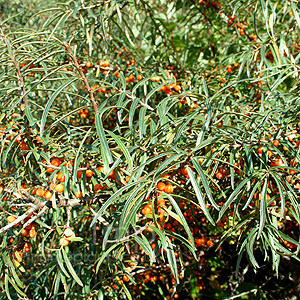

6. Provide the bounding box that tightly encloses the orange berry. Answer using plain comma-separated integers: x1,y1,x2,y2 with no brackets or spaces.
75,191,83,198
273,140,280,147
23,242,31,253
56,172,66,182
157,198,165,206
7,215,16,223
59,237,69,247
29,228,36,238
142,204,152,215
55,184,64,193
85,61,92,68
21,229,29,237
206,240,213,247
86,169,94,177
49,183,56,190
44,191,52,200
36,188,45,198
20,141,29,150
215,172,223,179
51,158,61,167
164,184,174,194
289,169,296,175
64,228,74,238
174,84,181,92
123,275,130,282
157,182,166,191
46,167,54,173
94,184,103,191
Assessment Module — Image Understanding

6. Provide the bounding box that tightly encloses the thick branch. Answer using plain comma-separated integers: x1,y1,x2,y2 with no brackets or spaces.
0,207,37,234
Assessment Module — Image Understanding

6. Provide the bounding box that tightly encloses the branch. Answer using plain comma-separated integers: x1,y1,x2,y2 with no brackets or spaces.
125,93,155,112
0,27,29,108
62,41,99,114
89,207,109,226
226,289,257,300
23,206,48,229
107,223,152,243
0,207,37,235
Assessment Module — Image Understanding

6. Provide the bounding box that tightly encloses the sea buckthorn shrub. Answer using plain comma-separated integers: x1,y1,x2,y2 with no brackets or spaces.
0,0,300,298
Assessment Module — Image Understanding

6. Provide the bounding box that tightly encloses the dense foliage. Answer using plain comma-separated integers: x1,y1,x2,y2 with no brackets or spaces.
1,0,300,299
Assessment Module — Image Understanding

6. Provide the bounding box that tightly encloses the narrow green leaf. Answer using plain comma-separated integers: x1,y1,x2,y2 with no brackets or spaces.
95,113,113,164
62,248,83,286
187,167,215,225
40,78,77,136
107,130,133,173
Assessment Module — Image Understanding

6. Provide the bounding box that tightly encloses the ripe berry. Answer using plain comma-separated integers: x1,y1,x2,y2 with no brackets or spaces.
55,184,64,193
164,184,174,194
157,182,166,191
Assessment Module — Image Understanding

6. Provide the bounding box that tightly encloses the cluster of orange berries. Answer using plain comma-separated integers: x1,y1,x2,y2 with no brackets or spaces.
157,82,182,96
76,108,89,119
215,168,229,179
126,58,136,66
59,228,75,247
157,182,174,194
124,74,143,82
6,214,38,261
196,0,222,9
226,62,240,73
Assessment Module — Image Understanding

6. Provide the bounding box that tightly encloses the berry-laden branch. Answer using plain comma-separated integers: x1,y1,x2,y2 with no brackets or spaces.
62,41,99,114
0,207,37,235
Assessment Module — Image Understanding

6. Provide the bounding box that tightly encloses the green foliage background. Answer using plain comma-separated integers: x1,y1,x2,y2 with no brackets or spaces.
0,0,300,299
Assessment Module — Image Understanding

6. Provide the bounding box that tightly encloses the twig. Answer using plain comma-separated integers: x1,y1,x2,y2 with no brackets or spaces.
130,263,169,276
62,41,99,114
38,161,91,171
23,206,48,229
107,223,152,243
0,207,36,234
89,207,109,226
19,190,46,207
0,27,29,108
225,288,257,300
125,93,155,112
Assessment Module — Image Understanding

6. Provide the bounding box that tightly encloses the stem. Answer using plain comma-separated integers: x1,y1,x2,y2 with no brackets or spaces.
62,41,99,114
0,27,29,108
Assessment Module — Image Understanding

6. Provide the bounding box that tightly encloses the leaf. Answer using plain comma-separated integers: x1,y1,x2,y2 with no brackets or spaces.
187,167,215,225
134,235,156,263
95,243,120,273
95,113,113,164
40,78,77,136
162,192,195,246
56,250,70,279
258,179,268,239
191,158,219,210
196,100,211,146
128,96,140,130
165,237,179,283
4,274,12,300
62,248,83,286
107,130,133,173
218,172,258,222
